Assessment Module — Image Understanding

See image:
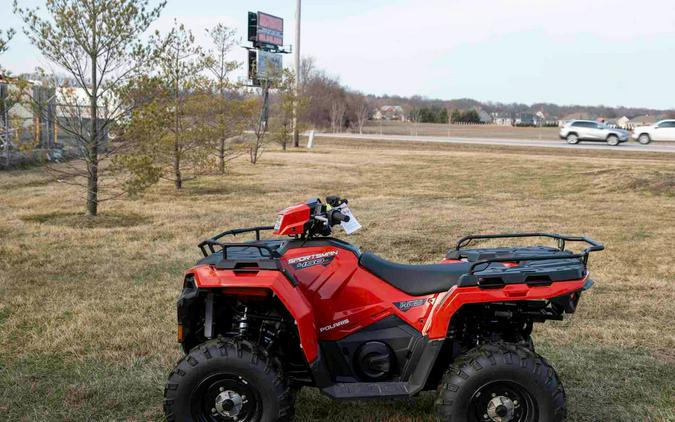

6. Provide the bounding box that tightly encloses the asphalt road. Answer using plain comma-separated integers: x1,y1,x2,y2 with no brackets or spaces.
315,132,675,154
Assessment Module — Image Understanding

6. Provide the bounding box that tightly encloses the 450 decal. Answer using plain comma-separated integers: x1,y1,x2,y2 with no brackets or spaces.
287,250,338,270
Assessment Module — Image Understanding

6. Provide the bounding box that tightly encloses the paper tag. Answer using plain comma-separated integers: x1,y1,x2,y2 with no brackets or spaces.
338,205,362,235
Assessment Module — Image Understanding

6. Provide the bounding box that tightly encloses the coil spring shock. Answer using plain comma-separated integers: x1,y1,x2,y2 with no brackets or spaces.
237,306,249,336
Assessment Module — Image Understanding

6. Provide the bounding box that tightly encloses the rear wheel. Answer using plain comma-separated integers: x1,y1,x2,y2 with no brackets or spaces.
606,135,620,146
565,133,579,144
435,342,566,422
164,338,294,422
638,133,651,145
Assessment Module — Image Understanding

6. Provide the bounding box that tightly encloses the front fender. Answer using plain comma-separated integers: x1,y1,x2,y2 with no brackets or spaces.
189,265,319,364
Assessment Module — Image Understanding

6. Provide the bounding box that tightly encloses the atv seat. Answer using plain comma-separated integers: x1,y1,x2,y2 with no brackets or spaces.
359,252,472,296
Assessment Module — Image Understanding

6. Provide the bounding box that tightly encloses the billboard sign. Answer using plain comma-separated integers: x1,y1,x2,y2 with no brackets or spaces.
248,50,282,83
248,11,283,47
257,50,283,79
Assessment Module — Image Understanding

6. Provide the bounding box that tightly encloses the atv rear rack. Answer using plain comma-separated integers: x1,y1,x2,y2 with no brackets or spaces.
453,233,604,275
198,226,277,259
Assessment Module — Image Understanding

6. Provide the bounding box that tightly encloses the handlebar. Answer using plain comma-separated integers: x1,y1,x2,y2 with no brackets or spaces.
330,209,350,224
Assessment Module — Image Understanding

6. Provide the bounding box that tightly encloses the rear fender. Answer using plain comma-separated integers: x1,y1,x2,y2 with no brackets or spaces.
189,265,319,363
423,277,587,339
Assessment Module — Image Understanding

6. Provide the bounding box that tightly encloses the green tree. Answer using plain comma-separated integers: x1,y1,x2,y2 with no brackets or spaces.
110,76,166,195
462,109,480,123
450,109,461,123
271,69,307,151
204,23,244,174
439,108,449,124
14,0,165,216
118,22,214,191
154,22,208,189
0,28,15,55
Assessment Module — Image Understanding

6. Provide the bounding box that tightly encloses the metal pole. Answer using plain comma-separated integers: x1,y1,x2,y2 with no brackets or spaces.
292,0,301,147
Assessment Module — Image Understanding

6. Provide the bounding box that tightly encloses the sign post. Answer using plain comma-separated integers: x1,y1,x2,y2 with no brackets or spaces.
293,0,301,147
246,11,291,133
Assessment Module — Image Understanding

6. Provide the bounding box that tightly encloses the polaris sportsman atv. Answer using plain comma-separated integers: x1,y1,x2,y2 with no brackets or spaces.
164,196,603,422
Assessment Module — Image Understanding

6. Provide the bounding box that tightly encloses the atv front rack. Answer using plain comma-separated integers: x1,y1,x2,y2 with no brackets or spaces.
198,226,277,259
452,233,604,275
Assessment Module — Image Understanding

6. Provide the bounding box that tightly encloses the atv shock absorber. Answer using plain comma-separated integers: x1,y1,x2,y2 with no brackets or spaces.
237,306,249,336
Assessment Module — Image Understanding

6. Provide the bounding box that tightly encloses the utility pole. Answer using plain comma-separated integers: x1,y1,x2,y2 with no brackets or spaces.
292,0,301,147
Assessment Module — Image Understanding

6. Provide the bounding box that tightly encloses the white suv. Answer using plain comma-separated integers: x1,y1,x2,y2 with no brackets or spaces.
559,120,629,146
632,120,675,144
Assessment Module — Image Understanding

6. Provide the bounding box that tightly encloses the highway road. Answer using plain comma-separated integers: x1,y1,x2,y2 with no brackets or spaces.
315,132,675,154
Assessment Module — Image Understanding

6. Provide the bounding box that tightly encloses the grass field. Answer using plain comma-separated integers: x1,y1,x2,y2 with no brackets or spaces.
1,138,674,421
361,121,562,140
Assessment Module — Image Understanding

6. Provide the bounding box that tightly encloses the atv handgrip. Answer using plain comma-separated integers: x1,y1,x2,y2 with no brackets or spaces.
330,210,350,224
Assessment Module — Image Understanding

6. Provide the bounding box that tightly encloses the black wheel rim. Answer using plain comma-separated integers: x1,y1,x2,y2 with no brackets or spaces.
469,380,537,422
190,373,262,422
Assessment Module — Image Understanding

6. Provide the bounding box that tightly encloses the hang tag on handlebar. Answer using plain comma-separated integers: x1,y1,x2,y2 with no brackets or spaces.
338,205,361,235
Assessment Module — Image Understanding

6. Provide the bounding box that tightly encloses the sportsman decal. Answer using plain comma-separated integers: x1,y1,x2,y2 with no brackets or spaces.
394,298,428,312
287,250,338,270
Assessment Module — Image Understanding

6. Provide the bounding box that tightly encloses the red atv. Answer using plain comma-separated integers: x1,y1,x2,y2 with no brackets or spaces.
164,196,603,422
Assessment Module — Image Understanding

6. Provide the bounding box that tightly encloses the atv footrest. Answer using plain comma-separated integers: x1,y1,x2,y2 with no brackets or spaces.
322,382,411,399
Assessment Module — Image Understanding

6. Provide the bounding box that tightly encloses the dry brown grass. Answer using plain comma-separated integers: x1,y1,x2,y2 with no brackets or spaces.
0,138,673,421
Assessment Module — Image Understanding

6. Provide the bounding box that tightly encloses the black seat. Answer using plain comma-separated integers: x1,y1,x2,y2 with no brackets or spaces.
359,252,472,296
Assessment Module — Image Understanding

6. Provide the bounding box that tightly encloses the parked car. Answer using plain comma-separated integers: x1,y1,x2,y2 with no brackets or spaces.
632,120,675,144
559,120,629,146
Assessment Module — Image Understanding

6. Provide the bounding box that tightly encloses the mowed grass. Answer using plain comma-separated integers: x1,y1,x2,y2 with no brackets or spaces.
1,138,674,421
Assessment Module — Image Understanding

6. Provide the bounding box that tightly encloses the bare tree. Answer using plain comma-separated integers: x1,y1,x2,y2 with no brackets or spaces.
299,56,315,89
330,100,346,133
354,97,369,134
14,0,165,216
249,81,270,164
408,107,421,136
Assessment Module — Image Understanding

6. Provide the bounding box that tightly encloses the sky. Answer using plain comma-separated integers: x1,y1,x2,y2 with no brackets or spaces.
2,0,675,109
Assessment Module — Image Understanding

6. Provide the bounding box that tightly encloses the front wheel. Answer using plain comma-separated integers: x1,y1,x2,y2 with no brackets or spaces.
638,134,651,145
606,135,620,146
565,134,579,144
435,342,566,422
164,338,294,422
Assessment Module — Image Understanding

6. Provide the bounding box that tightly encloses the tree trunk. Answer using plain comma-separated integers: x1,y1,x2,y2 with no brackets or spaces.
87,44,98,216
174,139,182,189
174,75,182,189
218,138,225,174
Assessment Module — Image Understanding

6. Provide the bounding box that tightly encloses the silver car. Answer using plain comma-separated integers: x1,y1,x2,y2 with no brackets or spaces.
559,120,629,146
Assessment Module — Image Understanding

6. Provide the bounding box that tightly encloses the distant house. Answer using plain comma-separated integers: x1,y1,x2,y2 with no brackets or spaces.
477,109,492,124
628,115,659,129
372,105,406,121
515,113,537,126
492,112,513,126
616,116,630,129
